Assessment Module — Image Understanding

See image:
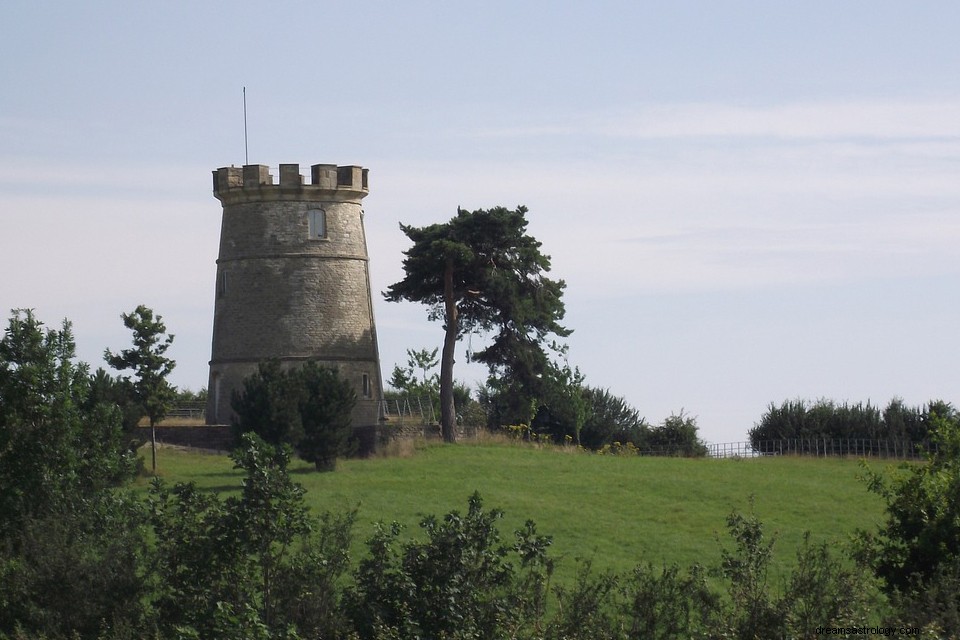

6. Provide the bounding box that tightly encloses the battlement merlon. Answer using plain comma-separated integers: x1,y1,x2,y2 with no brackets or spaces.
212,163,369,204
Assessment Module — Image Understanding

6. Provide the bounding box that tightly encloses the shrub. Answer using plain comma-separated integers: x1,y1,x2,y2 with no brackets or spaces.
232,360,356,471
647,412,709,457
858,404,960,634
344,492,553,639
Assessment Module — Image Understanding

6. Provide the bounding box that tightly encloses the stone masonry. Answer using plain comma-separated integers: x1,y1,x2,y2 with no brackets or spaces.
205,163,383,428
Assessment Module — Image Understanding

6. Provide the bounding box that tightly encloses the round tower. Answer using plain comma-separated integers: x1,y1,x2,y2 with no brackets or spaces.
205,162,383,429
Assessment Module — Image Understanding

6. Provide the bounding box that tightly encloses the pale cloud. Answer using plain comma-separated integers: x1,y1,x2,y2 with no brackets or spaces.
471,99,960,141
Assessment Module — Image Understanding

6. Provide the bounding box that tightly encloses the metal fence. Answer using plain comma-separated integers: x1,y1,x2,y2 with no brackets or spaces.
378,395,437,426
707,438,933,460
166,402,206,420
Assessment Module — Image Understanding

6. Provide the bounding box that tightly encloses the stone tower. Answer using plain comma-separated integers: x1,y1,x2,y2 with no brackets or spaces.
205,162,383,429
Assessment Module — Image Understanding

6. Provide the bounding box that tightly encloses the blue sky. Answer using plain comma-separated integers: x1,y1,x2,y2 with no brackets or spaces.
2,1,958,442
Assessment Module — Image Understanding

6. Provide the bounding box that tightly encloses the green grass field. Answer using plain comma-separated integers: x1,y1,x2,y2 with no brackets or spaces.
143,438,893,584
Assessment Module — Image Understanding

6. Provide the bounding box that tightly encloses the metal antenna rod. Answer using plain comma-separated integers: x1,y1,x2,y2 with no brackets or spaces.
243,87,249,165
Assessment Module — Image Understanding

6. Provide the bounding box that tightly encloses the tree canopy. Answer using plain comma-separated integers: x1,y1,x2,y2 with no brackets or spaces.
384,206,570,441
0,309,138,538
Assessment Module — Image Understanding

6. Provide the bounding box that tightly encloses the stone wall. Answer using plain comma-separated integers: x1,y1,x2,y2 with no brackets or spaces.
141,422,477,456
206,163,382,428
138,425,233,452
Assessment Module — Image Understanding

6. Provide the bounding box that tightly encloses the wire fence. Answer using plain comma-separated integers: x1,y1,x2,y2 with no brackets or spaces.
378,395,438,426
707,438,934,460
166,402,206,420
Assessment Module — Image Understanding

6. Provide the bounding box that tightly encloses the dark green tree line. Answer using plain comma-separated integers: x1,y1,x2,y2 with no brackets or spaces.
749,397,950,450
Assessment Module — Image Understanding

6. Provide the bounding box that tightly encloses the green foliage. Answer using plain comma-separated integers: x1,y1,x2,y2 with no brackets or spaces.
389,347,440,393
0,309,147,639
176,386,208,404
297,362,357,471
709,503,874,640
579,387,649,450
526,379,656,452
148,433,333,639
231,360,304,446
385,206,570,440
647,412,709,457
232,360,356,471
88,367,144,437
779,532,872,635
104,305,176,474
0,492,151,640
616,563,719,640
345,492,554,639
0,309,138,539
548,561,720,640
104,304,176,429
750,397,946,450
539,362,588,445
715,503,780,637
387,347,441,420
528,379,653,452
270,510,357,639
858,404,960,633
342,490,872,640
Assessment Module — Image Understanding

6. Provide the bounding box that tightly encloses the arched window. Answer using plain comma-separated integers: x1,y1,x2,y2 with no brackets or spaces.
307,208,326,239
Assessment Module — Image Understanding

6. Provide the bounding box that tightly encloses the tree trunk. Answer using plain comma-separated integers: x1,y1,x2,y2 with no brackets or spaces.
440,258,458,443
150,419,157,474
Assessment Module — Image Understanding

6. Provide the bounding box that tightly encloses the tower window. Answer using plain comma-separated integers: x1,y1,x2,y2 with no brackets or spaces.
308,209,326,239
362,373,371,398
217,272,227,298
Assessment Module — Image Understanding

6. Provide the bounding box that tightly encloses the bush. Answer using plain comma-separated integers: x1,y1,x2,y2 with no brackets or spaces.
647,412,708,457
344,492,553,639
148,433,343,638
858,404,960,635
579,387,649,450
232,360,356,471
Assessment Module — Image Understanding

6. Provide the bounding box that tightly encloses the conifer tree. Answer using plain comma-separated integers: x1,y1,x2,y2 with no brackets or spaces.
385,206,569,441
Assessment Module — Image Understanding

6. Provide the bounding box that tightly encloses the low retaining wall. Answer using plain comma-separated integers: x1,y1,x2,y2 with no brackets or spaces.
137,422,473,456
137,425,234,452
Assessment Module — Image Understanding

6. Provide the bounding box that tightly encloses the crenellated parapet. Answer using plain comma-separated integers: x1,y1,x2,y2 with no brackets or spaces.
212,163,369,203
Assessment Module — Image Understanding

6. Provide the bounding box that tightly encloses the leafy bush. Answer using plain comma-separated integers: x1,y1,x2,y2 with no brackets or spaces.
232,360,356,470
647,412,708,457
0,493,151,640
148,433,352,639
579,387,649,450
857,404,960,634
344,492,553,639
0,310,148,639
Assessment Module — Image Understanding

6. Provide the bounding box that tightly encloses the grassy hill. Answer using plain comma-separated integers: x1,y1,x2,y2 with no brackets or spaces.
146,438,891,584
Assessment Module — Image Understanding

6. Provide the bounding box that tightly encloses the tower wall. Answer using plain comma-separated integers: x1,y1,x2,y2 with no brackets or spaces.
206,163,383,429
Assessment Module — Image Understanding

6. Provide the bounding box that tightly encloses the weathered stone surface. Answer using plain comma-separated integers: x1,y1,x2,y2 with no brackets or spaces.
205,163,383,428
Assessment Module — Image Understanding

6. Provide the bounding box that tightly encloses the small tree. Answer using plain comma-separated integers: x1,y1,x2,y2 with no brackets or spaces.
232,360,356,471
231,360,305,448
385,206,570,441
104,304,176,473
530,362,588,445
298,362,356,471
